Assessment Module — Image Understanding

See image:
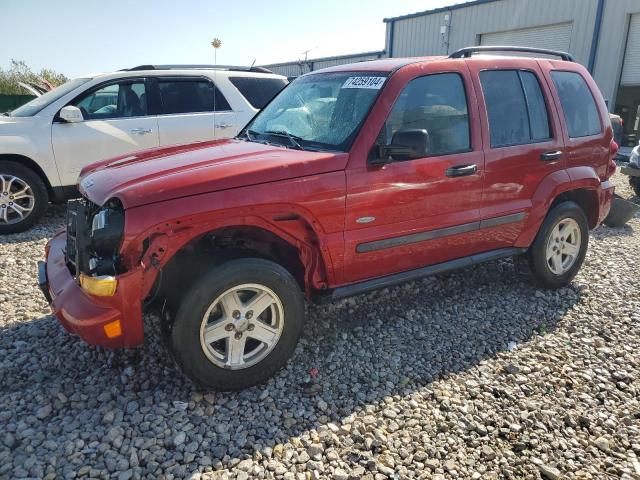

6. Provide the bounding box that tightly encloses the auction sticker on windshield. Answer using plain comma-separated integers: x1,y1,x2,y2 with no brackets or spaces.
342,77,386,89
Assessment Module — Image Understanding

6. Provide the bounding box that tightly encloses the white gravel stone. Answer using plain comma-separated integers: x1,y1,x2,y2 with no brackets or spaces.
1,175,639,478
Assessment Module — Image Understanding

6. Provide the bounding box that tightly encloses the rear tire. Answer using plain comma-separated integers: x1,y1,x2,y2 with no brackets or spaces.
170,258,304,390
0,161,48,234
527,201,588,289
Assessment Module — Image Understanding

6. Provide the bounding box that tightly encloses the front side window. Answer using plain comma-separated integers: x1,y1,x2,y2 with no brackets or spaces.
551,71,601,138
480,70,551,148
73,81,147,120
242,72,387,151
229,76,287,109
377,72,470,156
158,79,231,114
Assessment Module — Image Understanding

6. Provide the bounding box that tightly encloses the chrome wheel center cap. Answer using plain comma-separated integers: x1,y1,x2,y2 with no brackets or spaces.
234,316,249,332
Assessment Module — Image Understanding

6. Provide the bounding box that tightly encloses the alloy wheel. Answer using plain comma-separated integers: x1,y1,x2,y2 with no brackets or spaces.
199,283,284,370
0,174,35,225
545,218,581,275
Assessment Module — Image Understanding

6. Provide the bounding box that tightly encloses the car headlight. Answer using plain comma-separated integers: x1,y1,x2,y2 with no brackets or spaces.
630,145,640,167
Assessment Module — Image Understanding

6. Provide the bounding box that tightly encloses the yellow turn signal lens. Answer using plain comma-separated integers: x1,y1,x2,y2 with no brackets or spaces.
80,274,118,297
103,319,122,338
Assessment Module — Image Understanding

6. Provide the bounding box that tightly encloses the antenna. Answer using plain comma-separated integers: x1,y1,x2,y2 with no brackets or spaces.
250,59,256,68
211,37,222,138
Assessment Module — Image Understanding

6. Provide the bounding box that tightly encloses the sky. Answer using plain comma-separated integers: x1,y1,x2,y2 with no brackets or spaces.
0,0,458,78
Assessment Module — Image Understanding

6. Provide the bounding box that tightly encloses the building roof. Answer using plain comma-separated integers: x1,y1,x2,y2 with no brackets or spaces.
383,0,501,23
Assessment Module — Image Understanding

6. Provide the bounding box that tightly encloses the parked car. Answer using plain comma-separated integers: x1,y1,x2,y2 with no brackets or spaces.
39,46,617,390
0,65,287,233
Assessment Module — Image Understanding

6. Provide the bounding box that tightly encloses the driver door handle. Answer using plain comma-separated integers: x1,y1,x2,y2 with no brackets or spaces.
215,123,233,129
540,150,563,161
446,164,477,177
130,128,153,135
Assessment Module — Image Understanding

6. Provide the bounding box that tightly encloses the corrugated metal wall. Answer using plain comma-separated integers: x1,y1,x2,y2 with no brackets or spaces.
479,22,573,52
593,0,640,102
262,51,385,78
385,0,640,105
387,0,598,66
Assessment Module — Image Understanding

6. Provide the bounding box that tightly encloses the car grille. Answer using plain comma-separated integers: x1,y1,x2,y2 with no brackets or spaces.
65,198,99,277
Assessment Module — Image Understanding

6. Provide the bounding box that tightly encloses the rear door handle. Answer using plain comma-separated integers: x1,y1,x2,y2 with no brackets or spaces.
446,164,477,177
540,150,562,161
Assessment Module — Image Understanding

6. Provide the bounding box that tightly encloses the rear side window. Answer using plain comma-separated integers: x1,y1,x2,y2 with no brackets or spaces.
158,79,231,114
229,76,287,109
550,71,601,138
480,70,551,147
379,72,470,156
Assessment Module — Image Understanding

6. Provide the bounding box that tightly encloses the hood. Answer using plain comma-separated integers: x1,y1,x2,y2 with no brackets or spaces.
0,115,33,128
79,139,348,208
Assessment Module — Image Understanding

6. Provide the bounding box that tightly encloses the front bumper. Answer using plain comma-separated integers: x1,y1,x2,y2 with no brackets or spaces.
39,232,144,349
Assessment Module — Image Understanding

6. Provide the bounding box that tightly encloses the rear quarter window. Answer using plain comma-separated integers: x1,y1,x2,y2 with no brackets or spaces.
551,71,601,138
229,77,287,109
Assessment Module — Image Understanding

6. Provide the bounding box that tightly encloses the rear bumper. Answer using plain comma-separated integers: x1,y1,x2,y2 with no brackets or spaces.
40,232,144,349
597,180,615,225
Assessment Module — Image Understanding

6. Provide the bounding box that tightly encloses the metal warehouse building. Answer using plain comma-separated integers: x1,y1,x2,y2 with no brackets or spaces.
262,51,385,79
264,0,640,149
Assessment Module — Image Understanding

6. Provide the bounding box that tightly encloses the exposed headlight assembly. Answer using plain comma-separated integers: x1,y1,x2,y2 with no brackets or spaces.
90,206,124,257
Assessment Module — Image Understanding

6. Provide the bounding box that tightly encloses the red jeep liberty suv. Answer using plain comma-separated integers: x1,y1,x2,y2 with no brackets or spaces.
39,47,617,390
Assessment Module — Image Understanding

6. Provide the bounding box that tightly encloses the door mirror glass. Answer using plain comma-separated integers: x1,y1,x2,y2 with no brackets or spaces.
377,129,430,162
59,105,84,123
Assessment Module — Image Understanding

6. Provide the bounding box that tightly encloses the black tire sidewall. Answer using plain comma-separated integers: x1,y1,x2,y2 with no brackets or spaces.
528,201,589,289
171,258,304,390
0,161,48,234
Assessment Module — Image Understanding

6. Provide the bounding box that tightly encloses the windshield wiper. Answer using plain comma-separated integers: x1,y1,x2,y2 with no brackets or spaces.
263,130,304,150
1,112,10,117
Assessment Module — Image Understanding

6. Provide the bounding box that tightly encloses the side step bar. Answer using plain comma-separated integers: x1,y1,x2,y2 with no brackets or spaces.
327,247,527,301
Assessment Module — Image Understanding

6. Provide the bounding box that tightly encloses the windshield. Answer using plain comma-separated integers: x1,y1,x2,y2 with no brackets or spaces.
240,72,388,151
9,78,92,117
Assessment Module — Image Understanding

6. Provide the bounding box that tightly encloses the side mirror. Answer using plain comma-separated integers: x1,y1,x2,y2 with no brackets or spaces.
371,129,430,165
59,105,83,123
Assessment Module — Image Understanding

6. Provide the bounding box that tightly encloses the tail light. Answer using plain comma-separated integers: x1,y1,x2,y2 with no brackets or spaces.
605,139,618,180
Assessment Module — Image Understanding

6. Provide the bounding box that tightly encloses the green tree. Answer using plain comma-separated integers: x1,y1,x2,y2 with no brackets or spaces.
0,60,68,94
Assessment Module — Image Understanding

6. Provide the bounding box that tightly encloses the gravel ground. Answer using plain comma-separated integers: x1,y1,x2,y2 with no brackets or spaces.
1,173,639,480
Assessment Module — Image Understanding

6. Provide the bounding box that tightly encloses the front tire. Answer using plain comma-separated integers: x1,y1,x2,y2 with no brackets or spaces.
0,161,48,234
170,258,304,390
527,201,589,289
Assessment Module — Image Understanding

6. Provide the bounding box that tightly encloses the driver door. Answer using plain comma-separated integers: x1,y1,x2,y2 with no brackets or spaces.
343,70,486,283
51,79,159,186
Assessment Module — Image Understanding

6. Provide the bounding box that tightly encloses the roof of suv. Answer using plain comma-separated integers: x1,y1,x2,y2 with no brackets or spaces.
308,46,575,75
82,67,287,81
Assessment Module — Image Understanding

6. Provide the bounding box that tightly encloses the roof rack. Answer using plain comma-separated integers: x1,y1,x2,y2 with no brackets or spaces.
449,46,574,62
123,64,274,73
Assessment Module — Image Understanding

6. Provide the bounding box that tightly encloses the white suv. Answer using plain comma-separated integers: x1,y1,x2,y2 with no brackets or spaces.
0,65,287,233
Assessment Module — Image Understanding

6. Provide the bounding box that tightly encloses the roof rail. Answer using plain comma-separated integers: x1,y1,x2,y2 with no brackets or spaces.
124,64,274,74
449,46,574,62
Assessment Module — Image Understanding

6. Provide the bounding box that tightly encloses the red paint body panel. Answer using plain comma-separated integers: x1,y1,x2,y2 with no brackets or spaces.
79,139,349,209
43,54,615,349
343,59,486,282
